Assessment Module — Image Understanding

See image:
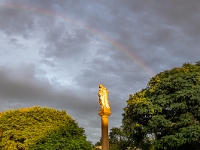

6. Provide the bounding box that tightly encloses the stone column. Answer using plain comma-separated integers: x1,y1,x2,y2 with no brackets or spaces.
98,84,111,150
99,110,111,150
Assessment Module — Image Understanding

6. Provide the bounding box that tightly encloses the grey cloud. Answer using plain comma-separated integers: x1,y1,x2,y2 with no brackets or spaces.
0,64,95,112
0,5,35,38
40,24,91,59
0,63,98,109
0,64,51,101
8,37,24,49
39,59,55,67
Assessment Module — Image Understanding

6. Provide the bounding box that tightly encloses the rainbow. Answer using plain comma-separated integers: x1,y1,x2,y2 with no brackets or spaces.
0,2,154,76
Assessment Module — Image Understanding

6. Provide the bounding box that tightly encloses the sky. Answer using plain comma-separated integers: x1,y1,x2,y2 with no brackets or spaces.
0,0,200,143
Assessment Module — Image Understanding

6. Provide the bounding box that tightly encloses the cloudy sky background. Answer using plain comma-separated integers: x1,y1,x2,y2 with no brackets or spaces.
0,0,200,143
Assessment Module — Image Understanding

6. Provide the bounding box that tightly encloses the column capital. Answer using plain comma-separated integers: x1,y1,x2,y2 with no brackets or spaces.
98,108,111,116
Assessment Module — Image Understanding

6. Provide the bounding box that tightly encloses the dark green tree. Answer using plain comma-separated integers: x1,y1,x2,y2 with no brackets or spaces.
109,127,130,150
123,62,200,150
0,106,93,150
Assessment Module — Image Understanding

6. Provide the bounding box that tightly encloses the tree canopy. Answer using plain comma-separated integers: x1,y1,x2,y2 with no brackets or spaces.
0,106,93,150
122,62,200,150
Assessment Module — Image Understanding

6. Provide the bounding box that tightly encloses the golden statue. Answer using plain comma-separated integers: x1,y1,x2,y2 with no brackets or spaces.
98,84,111,115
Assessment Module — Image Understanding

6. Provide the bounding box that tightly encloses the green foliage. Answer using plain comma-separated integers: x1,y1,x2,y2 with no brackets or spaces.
123,62,200,150
109,127,130,150
0,107,93,150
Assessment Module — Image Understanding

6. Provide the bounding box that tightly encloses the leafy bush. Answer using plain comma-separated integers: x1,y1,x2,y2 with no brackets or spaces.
0,106,92,150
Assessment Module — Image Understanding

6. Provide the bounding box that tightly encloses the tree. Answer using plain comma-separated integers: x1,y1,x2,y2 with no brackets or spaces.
122,62,200,150
109,127,130,150
0,106,93,150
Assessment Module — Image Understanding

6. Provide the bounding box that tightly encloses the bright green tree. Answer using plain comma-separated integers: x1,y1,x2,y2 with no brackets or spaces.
123,62,200,150
0,106,93,150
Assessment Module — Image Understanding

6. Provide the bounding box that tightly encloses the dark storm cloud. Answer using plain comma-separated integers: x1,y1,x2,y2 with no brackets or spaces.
0,6,34,38
0,64,53,101
0,64,96,112
40,25,91,59
115,0,200,72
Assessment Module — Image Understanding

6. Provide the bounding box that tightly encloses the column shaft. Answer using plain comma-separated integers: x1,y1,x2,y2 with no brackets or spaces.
101,115,109,150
